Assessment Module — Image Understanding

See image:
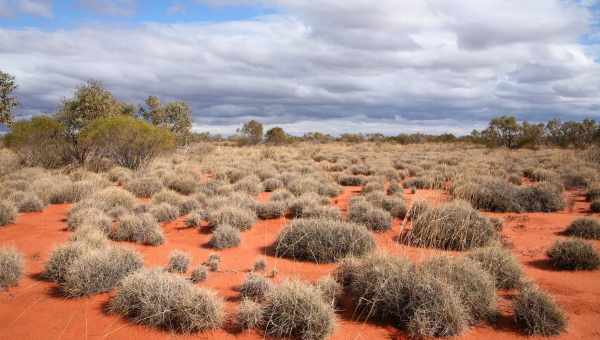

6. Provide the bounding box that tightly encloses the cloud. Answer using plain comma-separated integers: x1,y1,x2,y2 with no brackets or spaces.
167,3,185,15
1,0,599,135
78,0,137,16
0,0,52,18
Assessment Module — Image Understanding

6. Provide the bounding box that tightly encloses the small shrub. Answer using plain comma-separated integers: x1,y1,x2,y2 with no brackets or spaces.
419,256,497,323
591,200,600,213
167,250,191,273
208,224,241,249
107,167,132,183
586,187,600,202
60,246,143,297
13,192,45,212
348,198,392,232
517,183,565,212
152,189,198,215
263,178,283,192
315,276,341,306
204,253,220,272
406,199,429,221
382,196,407,218
564,218,600,240
124,177,163,198
239,273,272,301
207,206,256,231
237,299,263,330
69,225,109,248
387,181,402,195
164,174,198,195
0,200,17,226
546,239,600,270
407,200,498,250
256,201,285,219
185,210,206,227
299,205,342,220
112,213,165,246
66,207,112,234
110,269,224,332
149,203,180,222
44,242,91,283
93,187,137,211
513,286,566,336
233,175,263,196
467,246,523,289
260,280,336,340
253,258,267,272
274,218,375,263
0,247,24,288
338,175,366,186
190,266,208,283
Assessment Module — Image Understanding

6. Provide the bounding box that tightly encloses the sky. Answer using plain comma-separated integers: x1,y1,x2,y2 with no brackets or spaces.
1,0,600,135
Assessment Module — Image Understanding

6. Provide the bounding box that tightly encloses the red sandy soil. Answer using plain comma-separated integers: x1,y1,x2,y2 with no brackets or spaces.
0,187,599,340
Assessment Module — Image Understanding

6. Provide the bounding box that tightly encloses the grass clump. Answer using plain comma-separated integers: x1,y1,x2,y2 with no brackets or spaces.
260,279,336,340
207,206,256,231
467,246,523,289
190,265,208,283
43,242,92,283
406,200,497,250
186,210,206,227
0,247,24,289
112,213,164,246
149,203,179,222
348,197,392,232
109,269,224,333
93,187,137,211
167,250,191,273
591,200,600,213
237,299,263,330
338,175,366,186
564,218,600,240
204,253,220,272
256,201,286,219
0,200,17,226
253,258,267,272
239,273,272,301
60,246,143,297
124,177,163,198
67,207,112,233
315,276,341,307
70,225,109,248
208,224,241,249
513,285,566,336
274,218,375,263
546,239,600,270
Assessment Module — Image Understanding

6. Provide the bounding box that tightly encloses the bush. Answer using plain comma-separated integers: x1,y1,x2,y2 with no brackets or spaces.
207,206,256,231
315,276,341,307
513,286,566,336
419,257,497,323
0,247,24,288
4,116,68,168
270,189,294,202
124,177,163,198
66,207,112,234
164,174,198,195
256,201,285,219
253,258,267,271
586,187,600,202
0,200,17,226
338,175,366,186
348,198,392,232
274,218,375,263
60,246,143,297
79,115,176,169
564,218,600,240
185,210,206,227
263,178,283,192
110,269,224,332
112,213,164,246
69,225,109,248
260,280,336,340
382,196,407,218
204,253,220,272
43,242,92,283
190,266,208,283
237,299,263,330
546,239,600,270
239,273,272,301
93,187,137,211
149,203,180,222
467,246,523,289
591,200,600,213
167,250,191,273
208,224,241,249
152,189,198,215
517,183,565,212
233,175,263,196
407,200,498,250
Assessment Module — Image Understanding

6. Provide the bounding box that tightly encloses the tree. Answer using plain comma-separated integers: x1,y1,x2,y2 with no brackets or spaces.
140,96,192,137
517,121,545,149
79,115,176,169
264,127,288,145
238,120,263,145
0,70,18,126
4,116,68,168
483,116,520,148
55,80,132,162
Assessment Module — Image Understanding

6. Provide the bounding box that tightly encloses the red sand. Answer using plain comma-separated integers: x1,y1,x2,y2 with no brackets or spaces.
0,188,599,340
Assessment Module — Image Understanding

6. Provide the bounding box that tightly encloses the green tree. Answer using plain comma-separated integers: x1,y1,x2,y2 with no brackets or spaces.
264,127,288,145
4,116,68,168
238,120,263,145
79,115,175,169
483,116,521,148
517,121,545,149
140,96,193,143
0,70,18,126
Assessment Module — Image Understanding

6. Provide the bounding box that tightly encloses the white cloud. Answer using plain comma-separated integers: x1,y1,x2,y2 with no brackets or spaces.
0,0,52,18
1,0,599,134
78,0,137,16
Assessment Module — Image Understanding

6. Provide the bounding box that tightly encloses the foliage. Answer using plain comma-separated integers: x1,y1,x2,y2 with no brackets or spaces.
238,120,263,145
0,70,18,126
4,116,69,167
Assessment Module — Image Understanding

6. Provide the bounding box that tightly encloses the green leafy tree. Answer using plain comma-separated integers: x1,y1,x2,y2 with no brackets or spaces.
140,96,193,144
517,121,545,149
238,120,263,145
483,116,521,148
0,70,18,126
79,115,176,169
264,127,288,145
4,116,68,168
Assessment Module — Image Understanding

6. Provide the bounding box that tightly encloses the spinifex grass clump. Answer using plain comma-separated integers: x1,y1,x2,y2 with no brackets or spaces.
0,247,24,289
260,279,336,340
112,213,164,246
207,206,256,231
406,200,498,250
513,285,566,336
167,250,191,273
208,224,241,249
124,176,163,198
274,218,375,263
239,273,272,301
546,239,600,270
348,197,392,232
564,218,600,240
467,246,523,289
0,200,17,226
110,269,224,333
